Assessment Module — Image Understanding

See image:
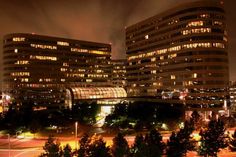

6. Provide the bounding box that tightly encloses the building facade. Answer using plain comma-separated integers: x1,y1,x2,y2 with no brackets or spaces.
126,0,229,111
111,59,127,88
229,81,236,114
3,33,114,106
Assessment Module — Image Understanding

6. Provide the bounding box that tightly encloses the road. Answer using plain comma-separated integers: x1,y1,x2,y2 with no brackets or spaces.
0,132,236,157
0,137,44,157
0,148,43,157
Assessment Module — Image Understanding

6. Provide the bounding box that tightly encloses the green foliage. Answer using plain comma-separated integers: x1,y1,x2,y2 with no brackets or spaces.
131,134,148,157
86,135,111,157
78,133,90,157
145,129,165,157
229,130,236,151
131,129,165,157
166,120,195,157
105,101,184,130
198,119,227,157
111,133,129,157
41,136,61,157
62,144,72,157
72,102,99,124
77,134,111,157
166,132,182,157
190,110,202,130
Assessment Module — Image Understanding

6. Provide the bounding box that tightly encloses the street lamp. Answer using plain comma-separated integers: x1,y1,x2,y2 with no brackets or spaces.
75,121,78,150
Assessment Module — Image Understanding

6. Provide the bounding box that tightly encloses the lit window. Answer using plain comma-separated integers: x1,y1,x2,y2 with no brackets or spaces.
200,14,210,18
13,37,25,42
145,35,149,39
187,21,204,27
30,44,57,50
86,79,93,82
71,48,109,55
160,56,164,60
182,42,211,49
193,73,197,78
78,69,85,72
20,78,28,82
168,53,177,59
30,55,57,61
63,62,69,67
171,75,176,80
11,72,30,76
57,41,69,46
61,79,65,82
182,28,211,35
213,21,223,26
151,57,156,62
212,42,225,48
14,49,18,53
45,78,52,82
151,70,156,74
15,60,29,65
60,68,67,72
96,70,103,73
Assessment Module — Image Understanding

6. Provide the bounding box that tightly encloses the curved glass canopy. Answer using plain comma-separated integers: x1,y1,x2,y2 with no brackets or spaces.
70,87,127,100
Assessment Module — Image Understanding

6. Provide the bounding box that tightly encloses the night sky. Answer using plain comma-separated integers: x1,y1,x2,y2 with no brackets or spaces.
0,0,235,84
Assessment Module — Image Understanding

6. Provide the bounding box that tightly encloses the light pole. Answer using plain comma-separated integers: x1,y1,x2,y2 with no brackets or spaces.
75,121,78,150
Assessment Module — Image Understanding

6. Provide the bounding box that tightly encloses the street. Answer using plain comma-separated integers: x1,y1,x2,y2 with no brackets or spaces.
0,133,235,157
0,148,43,157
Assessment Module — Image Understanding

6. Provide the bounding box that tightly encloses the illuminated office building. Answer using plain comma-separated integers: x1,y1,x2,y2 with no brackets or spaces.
126,0,229,111
229,81,236,114
111,59,127,88
3,33,117,107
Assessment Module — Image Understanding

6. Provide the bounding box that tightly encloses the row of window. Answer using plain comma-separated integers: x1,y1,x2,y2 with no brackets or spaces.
30,55,57,61
71,48,109,55
128,42,225,61
127,19,224,42
126,6,224,35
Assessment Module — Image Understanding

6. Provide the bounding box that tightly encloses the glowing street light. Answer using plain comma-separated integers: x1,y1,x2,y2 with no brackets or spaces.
75,121,78,150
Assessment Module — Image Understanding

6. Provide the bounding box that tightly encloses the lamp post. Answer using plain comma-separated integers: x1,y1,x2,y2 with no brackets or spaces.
75,121,78,150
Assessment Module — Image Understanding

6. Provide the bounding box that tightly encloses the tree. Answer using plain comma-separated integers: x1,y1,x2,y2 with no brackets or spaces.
190,110,202,130
131,134,148,157
3,103,20,135
62,144,72,157
131,129,165,157
111,133,129,157
41,135,61,157
229,130,236,151
198,119,227,157
166,132,182,157
78,133,90,157
86,134,111,157
177,121,195,153
144,129,165,157
166,121,195,157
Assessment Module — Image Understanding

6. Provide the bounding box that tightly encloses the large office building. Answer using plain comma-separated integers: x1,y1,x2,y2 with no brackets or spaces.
111,59,127,88
3,33,126,107
126,0,229,112
229,81,236,114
